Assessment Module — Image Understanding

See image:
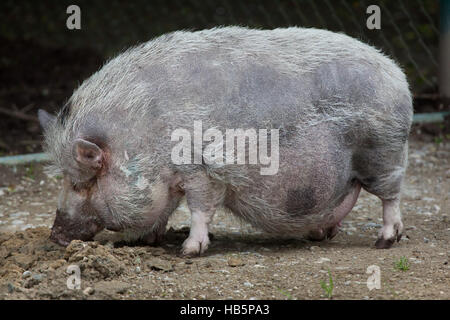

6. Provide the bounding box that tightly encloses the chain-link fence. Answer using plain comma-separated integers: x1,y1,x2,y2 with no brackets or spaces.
0,0,440,94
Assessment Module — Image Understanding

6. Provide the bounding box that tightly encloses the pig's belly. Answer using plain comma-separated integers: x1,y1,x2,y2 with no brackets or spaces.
223,143,355,234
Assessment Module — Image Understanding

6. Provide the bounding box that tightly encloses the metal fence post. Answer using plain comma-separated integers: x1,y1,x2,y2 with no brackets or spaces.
440,0,450,99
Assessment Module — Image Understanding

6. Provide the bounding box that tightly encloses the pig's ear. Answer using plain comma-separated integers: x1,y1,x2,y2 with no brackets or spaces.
72,139,104,170
38,109,56,131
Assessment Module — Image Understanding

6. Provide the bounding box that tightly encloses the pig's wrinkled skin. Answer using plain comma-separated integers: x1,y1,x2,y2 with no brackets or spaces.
39,27,412,256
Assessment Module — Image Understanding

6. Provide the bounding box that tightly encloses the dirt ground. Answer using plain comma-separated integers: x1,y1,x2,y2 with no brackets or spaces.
0,131,448,300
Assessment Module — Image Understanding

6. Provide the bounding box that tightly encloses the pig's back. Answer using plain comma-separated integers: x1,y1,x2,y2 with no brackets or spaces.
151,27,411,135
68,27,411,150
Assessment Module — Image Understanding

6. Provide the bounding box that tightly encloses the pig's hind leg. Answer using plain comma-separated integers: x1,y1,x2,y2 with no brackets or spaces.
353,142,409,249
180,171,226,256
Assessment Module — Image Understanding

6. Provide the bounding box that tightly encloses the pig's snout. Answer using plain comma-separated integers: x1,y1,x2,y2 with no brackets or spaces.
49,210,72,246
49,209,104,247
49,226,71,247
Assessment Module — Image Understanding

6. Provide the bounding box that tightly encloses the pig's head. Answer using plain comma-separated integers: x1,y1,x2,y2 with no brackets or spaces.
47,137,108,246
38,109,184,247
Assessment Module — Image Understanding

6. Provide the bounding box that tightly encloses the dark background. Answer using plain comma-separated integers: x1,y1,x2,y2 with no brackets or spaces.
0,0,444,155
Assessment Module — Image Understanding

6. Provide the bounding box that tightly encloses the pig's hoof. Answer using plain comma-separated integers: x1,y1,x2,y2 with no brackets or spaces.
181,236,210,257
374,238,395,249
375,222,403,249
375,232,402,249
307,229,326,241
307,226,339,241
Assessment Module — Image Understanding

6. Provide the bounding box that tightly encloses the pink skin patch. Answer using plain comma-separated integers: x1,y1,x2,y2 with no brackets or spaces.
331,183,362,226
309,182,361,241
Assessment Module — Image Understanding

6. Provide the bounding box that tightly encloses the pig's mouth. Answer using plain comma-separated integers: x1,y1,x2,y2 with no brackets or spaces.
49,228,72,247
49,209,105,247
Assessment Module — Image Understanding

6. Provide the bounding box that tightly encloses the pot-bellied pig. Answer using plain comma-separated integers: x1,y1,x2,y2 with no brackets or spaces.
39,26,412,256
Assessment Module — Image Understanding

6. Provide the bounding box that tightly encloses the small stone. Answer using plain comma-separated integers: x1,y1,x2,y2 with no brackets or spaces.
228,257,245,267
364,222,382,229
409,257,422,264
315,257,331,264
135,266,141,273
309,246,320,252
423,237,430,243
22,271,32,279
185,259,193,265
32,274,43,281
83,287,95,295
7,283,14,293
218,269,230,274
24,274,43,288
243,281,254,288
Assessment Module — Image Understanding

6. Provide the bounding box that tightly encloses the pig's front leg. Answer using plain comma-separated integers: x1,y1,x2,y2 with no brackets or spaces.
375,198,404,249
181,172,225,256
182,210,214,256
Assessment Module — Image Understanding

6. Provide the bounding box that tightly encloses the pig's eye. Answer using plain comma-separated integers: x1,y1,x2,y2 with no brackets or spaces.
72,183,83,192
72,178,96,192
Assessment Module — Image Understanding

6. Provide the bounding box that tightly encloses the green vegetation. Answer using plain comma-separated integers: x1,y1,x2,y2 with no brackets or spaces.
320,269,334,299
277,288,293,300
25,164,35,180
394,256,410,271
